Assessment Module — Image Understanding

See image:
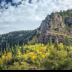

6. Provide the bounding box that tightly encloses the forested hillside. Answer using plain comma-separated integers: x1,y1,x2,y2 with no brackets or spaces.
0,29,37,51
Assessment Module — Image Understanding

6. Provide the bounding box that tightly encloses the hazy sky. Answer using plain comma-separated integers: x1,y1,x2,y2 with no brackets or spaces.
0,0,72,34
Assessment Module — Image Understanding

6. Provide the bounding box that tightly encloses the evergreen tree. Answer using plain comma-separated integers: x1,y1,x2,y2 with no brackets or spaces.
9,48,11,53
49,37,52,46
3,48,6,55
4,50,7,65
46,42,49,52
63,38,65,45
1,48,2,54
11,45,14,57
1,48,3,56
6,44,9,54
27,40,30,46
17,42,19,50
36,39,38,44
54,40,58,48
6,47,8,54
7,44,10,52
21,43,25,55
66,37,70,46
63,37,70,46
67,23,68,27
14,44,18,57
11,45,14,52
71,25,72,27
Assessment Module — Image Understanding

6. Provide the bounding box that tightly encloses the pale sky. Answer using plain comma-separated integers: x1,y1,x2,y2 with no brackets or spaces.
0,0,72,34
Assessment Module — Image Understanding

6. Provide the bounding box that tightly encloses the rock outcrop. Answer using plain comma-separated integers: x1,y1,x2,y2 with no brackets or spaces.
39,13,66,34
36,13,72,44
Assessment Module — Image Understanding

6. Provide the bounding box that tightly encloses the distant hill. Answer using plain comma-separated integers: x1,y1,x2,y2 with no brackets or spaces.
0,29,37,50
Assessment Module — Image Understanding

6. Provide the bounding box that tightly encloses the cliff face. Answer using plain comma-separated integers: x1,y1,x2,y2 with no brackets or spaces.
36,13,72,44
39,13,66,33
64,17,72,26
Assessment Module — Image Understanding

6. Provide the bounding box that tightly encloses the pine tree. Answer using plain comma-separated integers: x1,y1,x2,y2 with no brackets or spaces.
36,39,38,44
6,44,10,53
46,42,49,52
6,44,8,54
3,48,6,55
54,40,58,48
7,44,10,52
11,45,14,52
27,40,30,46
9,48,11,53
1,48,3,56
6,47,8,54
4,50,7,65
63,37,70,46
21,43,25,55
14,44,18,57
67,23,68,27
66,37,70,46
49,37,52,46
17,42,19,50
63,38,65,45
11,45,14,57
1,48,2,54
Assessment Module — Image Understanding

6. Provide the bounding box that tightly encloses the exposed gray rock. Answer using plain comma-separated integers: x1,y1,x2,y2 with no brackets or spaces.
1,40,5,43
39,13,66,34
8,34,13,37
0,35,2,37
37,13,72,44
64,17,72,27
18,34,23,37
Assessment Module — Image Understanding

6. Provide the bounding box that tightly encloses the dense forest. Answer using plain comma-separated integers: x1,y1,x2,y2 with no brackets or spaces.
0,37,72,70
0,29,37,51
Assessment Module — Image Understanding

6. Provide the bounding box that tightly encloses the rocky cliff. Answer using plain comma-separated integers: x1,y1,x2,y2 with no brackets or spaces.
36,13,72,44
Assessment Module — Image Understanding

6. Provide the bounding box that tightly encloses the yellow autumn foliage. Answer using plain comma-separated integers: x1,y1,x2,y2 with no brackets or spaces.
39,47,46,52
45,52,49,56
1,43,72,70
58,43,64,50
2,55,5,59
42,55,45,58
6,53,12,62
18,49,21,56
54,27,58,29
32,55,37,59
22,54,28,60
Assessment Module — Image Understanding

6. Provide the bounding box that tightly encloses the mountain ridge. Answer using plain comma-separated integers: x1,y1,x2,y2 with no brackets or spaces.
36,10,72,44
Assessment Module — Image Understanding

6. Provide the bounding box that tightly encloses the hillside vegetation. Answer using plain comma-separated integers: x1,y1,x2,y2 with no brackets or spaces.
0,29,37,51
0,37,72,70
56,9,72,17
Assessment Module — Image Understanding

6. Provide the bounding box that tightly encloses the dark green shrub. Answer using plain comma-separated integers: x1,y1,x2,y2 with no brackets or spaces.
0,63,7,70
